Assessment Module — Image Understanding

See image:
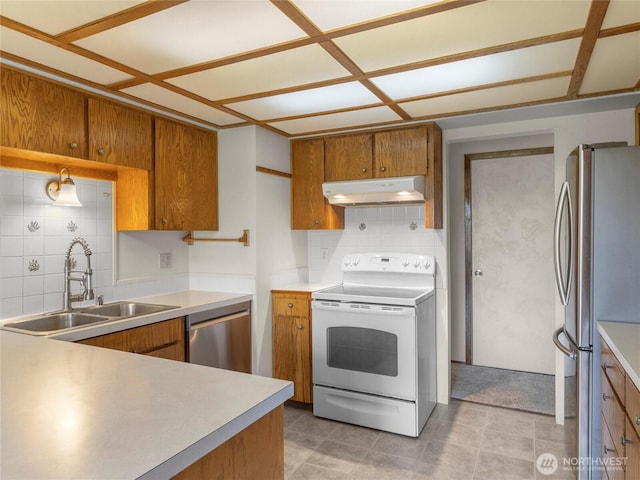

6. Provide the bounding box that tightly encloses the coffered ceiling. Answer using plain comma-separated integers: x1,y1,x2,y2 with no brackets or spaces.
1,0,639,137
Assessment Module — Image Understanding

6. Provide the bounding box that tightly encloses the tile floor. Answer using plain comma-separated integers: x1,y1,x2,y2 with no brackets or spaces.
284,399,577,480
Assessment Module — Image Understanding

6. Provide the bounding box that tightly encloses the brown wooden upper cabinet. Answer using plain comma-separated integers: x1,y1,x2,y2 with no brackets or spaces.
1,68,87,158
155,118,218,231
291,123,442,229
374,126,428,178
324,127,429,182
291,138,344,230
87,98,153,170
324,133,373,181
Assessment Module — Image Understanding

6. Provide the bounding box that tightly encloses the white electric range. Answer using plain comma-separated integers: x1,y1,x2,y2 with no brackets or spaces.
311,252,436,437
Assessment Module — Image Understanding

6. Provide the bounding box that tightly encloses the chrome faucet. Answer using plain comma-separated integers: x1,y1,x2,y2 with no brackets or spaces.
62,237,95,311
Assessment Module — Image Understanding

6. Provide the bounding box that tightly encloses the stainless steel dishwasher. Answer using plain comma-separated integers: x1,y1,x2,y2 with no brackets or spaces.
186,301,251,374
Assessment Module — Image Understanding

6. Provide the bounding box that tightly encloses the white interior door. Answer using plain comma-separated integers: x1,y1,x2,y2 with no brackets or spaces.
471,154,555,374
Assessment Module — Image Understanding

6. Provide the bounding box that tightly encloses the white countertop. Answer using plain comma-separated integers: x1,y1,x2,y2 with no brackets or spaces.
271,282,338,293
1,290,293,479
598,321,640,391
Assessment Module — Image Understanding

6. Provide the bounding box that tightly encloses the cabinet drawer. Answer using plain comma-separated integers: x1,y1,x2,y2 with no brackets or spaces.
601,411,624,480
272,293,310,317
602,370,625,450
626,376,640,439
601,339,625,401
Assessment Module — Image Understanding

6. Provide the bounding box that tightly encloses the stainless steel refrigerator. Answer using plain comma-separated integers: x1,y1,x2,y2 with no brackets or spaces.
553,143,640,479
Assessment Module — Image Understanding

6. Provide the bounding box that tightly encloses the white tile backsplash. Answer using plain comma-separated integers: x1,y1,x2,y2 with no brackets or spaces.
308,205,440,285
0,168,114,319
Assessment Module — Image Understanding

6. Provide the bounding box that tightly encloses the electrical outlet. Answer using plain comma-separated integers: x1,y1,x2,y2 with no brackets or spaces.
159,252,172,269
320,248,329,263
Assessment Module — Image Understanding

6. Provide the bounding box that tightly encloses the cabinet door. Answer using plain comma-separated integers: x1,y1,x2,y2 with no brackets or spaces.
272,313,312,403
87,98,153,170
78,318,185,361
626,418,640,480
291,138,344,230
1,69,86,158
155,119,218,231
374,126,428,178
324,133,373,181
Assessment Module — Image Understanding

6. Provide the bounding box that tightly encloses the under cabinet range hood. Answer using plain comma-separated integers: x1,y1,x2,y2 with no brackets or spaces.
322,175,425,206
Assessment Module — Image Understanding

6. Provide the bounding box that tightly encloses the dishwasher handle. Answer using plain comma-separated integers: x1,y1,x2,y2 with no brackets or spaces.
190,311,249,331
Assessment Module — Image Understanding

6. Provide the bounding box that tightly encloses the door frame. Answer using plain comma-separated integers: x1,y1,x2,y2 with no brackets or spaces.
464,146,554,364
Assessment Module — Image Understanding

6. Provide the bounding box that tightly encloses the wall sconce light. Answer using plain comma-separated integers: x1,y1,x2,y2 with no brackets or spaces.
46,168,82,207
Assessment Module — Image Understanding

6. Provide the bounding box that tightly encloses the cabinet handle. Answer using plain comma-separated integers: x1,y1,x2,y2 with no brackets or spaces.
361,167,367,173
636,414,640,426
380,166,386,172
314,219,319,224
602,363,611,370
288,303,294,308
97,147,105,156
621,436,631,445
297,325,303,330
603,445,614,455
603,393,611,401
162,217,168,225
69,142,78,150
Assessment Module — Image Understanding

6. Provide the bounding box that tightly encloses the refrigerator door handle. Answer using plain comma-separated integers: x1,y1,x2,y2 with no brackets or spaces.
553,327,577,359
553,181,573,306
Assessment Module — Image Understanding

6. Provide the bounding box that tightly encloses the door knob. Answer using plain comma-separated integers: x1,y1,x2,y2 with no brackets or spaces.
474,269,483,277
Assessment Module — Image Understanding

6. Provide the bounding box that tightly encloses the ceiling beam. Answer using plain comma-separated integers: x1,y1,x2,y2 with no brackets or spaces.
272,1,412,120
566,0,610,98
54,0,189,43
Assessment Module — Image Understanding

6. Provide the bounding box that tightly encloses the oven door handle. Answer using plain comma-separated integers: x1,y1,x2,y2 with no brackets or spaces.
312,301,414,315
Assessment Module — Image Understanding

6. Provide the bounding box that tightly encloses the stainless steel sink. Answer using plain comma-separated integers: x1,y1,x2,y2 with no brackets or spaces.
81,302,174,318
2,302,178,336
3,312,112,334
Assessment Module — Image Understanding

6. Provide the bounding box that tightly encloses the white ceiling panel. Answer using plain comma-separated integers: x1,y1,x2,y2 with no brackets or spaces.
167,44,351,101
226,82,381,120
0,1,144,36
121,83,244,126
602,0,640,29
372,39,580,100
334,0,591,72
292,0,440,32
74,1,307,74
400,76,571,118
0,27,132,85
269,106,402,135
579,32,640,95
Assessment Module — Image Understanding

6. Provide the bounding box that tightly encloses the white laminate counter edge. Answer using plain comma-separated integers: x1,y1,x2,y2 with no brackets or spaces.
140,385,293,480
598,321,640,392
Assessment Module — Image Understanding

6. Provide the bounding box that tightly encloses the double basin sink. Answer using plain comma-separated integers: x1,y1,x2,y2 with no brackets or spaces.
2,302,178,336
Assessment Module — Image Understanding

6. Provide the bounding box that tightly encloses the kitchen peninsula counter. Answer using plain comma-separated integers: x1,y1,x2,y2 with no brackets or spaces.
598,321,640,391
1,329,292,479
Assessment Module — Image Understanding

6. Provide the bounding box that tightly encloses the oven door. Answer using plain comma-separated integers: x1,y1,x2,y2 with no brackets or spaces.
312,300,417,400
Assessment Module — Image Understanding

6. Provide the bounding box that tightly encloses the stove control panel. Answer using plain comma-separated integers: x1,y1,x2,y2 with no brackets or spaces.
342,253,435,274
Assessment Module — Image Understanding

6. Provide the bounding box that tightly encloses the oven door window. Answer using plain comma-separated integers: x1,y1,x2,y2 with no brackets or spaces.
327,326,398,377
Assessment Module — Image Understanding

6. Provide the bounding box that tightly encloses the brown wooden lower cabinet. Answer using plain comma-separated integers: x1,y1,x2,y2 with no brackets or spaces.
172,405,284,480
78,317,185,361
271,291,312,403
600,335,640,479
